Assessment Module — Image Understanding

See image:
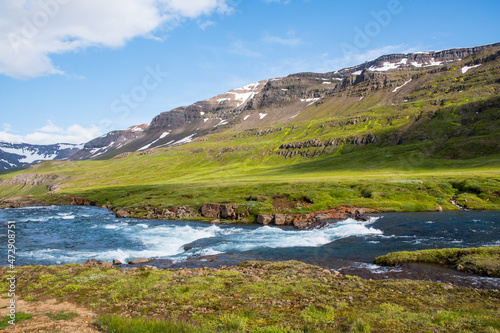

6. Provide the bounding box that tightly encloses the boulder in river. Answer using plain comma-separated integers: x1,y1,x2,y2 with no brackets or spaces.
85,258,102,266
274,214,295,226
128,258,152,265
256,214,274,225
101,261,113,268
115,209,131,218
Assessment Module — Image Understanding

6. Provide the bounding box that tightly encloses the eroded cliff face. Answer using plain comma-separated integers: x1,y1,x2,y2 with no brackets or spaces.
53,42,499,161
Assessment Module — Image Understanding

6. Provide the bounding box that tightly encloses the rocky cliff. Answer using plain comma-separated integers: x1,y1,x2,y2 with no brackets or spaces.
49,41,497,161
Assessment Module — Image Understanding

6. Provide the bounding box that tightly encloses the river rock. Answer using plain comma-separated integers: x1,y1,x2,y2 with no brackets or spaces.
201,203,220,218
128,258,152,265
314,213,332,221
257,214,274,225
101,261,113,268
115,209,130,218
293,218,318,229
220,204,235,219
70,196,94,206
274,214,294,226
0,197,50,209
85,258,102,266
113,260,122,265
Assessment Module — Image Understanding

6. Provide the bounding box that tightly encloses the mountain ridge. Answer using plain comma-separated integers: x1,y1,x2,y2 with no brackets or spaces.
1,41,498,169
0,142,82,170
71,41,499,161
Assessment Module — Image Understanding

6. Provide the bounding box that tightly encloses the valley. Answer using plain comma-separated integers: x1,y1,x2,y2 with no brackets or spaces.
1,43,499,220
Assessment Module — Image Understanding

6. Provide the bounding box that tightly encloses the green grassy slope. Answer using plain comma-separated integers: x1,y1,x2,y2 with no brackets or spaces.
1,49,499,217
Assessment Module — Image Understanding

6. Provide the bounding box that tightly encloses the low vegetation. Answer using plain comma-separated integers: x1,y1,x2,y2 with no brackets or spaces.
375,246,500,277
44,310,79,321
0,312,33,330
1,261,499,332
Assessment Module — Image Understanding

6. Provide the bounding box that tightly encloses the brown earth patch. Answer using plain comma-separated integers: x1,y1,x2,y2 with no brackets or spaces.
0,297,99,333
272,196,313,211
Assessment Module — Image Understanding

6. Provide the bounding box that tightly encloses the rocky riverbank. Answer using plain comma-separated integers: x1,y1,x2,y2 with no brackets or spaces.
0,195,376,229
111,202,376,229
0,196,51,209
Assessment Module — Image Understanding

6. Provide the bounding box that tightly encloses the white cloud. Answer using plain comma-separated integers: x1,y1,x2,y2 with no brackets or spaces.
0,121,102,145
39,120,63,133
197,20,217,30
161,0,232,17
0,0,232,79
263,31,302,46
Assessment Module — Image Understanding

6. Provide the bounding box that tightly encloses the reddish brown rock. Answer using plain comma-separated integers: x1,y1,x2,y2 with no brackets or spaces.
128,258,152,265
115,209,130,218
101,261,113,268
85,258,102,266
274,214,295,226
220,204,235,219
257,214,274,225
70,197,95,206
201,203,221,218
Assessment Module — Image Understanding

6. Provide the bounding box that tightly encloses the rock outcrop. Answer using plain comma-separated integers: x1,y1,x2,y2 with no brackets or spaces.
70,197,96,206
200,203,249,221
256,206,373,229
115,209,131,218
128,258,152,265
0,197,50,209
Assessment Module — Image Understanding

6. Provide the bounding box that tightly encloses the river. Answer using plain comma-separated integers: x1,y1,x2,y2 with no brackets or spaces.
1,205,499,288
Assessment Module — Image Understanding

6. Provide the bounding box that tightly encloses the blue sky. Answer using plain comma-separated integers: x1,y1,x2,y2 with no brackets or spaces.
0,0,499,144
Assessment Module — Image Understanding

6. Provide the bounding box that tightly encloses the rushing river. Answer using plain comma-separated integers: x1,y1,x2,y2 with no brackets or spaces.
1,206,499,288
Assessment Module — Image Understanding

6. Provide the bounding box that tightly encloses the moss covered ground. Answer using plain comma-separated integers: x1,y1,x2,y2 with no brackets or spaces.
375,247,500,277
1,260,499,332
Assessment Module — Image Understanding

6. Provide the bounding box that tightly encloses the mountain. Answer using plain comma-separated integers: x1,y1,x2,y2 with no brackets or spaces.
0,142,82,170
3,42,498,168
70,124,148,160
72,81,269,159
1,42,499,214
71,42,500,160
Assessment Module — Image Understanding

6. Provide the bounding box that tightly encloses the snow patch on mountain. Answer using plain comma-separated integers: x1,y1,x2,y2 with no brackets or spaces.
462,64,481,74
0,142,82,169
369,58,408,72
392,78,412,93
137,132,171,151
